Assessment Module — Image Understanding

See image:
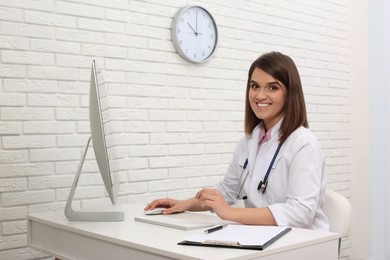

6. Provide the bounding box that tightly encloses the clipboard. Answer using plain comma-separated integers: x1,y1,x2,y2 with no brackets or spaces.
178,225,291,250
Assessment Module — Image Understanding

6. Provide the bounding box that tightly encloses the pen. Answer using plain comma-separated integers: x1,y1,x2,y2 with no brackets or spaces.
243,158,248,169
204,224,227,234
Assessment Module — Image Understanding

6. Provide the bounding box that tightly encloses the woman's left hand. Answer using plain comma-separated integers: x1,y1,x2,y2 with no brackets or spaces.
195,188,232,220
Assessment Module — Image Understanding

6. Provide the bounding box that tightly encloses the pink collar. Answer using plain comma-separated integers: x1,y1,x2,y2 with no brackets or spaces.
258,125,273,147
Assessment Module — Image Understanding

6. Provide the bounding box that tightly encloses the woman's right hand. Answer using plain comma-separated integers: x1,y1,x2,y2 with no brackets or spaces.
144,198,191,215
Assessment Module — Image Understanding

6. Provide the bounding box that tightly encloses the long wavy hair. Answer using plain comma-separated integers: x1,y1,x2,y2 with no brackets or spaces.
244,52,308,144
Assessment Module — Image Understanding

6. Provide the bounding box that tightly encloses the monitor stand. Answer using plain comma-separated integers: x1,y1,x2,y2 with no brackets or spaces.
64,137,124,222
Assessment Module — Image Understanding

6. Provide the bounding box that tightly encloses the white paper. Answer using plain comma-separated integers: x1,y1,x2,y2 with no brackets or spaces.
184,225,290,246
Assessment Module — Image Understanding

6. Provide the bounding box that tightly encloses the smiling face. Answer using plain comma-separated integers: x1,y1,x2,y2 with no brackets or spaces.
248,68,287,130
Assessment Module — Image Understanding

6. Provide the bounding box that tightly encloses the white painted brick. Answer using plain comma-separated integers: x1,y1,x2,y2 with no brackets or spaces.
57,134,90,147
28,66,79,80
56,108,88,120
128,145,167,157
56,186,104,201
86,0,129,9
0,234,26,251
149,110,186,121
148,178,186,192
1,107,54,120
187,154,222,167
25,10,76,28
169,144,204,156
105,8,132,22
24,121,75,134
169,165,226,179
56,1,104,18
4,50,54,66
3,79,58,93
1,190,54,207
30,148,81,162
0,151,28,164
149,156,186,168
0,6,23,22
1,220,26,235
0,0,54,12
82,44,127,59
1,21,55,39
30,39,81,54
28,175,74,190
0,178,27,192
56,27,104,43
0,35,29,50
130,1,170,17
204,122,237,132
3,135,55,149
28,93,79,107
150,133,188,144
0,93,25,106
110,133,149,145
188,133,224,144
0,64,26,78
187,176,222,189
78,17,124,33
0,122,22,135
187,111,221,121
0,246,48,260
112,157,148,171
119,182,148,194
0,207,27,221
128,168,168,182
166,122,203,132
28,201,66,214
0,163,54,178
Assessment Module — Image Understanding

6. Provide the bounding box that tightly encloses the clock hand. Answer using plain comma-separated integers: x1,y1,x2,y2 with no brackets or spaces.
195,11,198,33
187,22,198,36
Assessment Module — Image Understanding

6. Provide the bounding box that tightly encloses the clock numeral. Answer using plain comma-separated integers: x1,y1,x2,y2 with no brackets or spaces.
194,53,197,59
210,34,214,39
185,49,189,54
202,51,205,57
179,40,182,45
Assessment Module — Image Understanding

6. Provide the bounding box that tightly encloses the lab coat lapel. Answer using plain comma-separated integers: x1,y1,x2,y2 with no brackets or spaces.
247,126,261,174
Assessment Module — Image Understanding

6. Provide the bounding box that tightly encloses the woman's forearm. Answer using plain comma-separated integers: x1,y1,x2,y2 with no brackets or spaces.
186,197,212,211
227,207,276,225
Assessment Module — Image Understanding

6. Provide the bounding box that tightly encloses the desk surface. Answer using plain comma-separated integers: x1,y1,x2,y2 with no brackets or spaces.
27,204,340,260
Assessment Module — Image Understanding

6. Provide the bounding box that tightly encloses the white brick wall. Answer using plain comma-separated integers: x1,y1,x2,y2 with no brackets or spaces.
0,0,351,259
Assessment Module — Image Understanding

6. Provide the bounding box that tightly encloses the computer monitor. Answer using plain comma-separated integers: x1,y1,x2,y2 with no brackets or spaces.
64,60,124,222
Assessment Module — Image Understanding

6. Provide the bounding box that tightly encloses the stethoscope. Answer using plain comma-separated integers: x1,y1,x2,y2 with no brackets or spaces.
236,144,282,199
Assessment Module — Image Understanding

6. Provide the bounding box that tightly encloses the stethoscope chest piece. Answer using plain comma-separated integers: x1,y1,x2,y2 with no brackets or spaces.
257,180,268,193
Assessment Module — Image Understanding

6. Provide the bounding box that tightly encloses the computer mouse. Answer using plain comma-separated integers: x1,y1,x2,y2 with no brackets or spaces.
144,207,166,215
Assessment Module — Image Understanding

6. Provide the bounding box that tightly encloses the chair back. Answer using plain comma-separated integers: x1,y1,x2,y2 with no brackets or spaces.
323,189,351,237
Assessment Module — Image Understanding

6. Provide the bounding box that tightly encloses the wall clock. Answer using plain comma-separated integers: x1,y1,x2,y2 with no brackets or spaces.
171,5,218,64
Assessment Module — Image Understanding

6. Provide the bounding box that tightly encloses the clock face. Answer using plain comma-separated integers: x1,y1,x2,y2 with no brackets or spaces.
171,6,218,63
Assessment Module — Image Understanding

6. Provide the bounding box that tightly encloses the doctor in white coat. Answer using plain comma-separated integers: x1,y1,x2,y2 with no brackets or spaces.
145,52,329,231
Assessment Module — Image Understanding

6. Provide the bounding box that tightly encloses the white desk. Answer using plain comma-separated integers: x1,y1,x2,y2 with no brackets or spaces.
27,204,340,260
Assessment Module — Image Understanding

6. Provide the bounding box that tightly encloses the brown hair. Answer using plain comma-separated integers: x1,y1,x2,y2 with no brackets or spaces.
244,52,308,144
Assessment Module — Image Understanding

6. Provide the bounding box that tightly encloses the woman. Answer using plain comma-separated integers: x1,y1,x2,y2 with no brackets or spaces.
145,52,329,230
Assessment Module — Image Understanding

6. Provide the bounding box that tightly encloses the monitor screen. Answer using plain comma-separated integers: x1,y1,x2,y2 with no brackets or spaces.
89,60,118,205
64,60,124,222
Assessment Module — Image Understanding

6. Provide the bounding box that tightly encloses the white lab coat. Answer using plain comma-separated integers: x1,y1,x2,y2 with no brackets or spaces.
215,120,329,230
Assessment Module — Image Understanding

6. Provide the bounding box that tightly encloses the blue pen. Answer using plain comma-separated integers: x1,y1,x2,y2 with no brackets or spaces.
243,158,248,169
204,224,228,234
